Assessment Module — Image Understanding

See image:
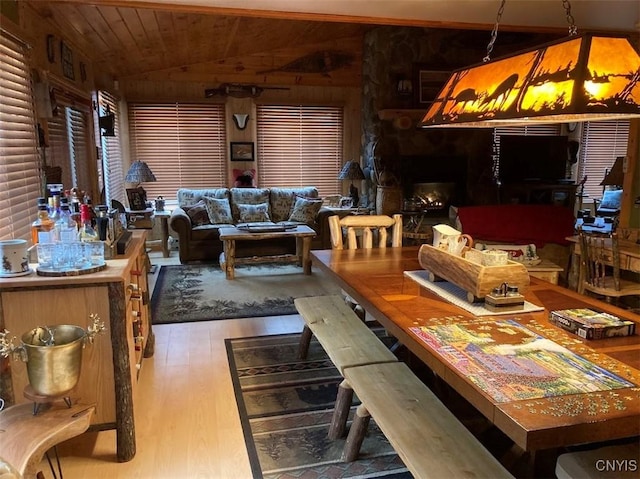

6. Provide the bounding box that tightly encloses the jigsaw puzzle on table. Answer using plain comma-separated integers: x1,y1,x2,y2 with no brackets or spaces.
409,319,635,402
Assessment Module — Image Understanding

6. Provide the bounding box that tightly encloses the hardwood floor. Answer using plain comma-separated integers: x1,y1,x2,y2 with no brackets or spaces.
50,250,306,478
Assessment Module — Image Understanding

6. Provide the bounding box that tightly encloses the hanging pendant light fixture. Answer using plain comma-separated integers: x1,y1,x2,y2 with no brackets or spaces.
419,0,640,128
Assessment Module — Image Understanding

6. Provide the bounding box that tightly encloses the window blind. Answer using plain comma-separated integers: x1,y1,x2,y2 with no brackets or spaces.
256,105,342,196
578,120,630,199
47,103,91,195
128,103,227,200
66,107,90,192
47,113,73,188
0,32,41,240
99,91,125,205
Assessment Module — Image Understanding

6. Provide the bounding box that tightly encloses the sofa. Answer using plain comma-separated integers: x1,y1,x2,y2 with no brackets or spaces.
169,186,334,263
450,204,576,283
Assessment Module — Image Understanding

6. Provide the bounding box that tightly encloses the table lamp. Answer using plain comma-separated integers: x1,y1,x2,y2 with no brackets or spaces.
599,156,625,188
125,160,157,209
338,160,365,207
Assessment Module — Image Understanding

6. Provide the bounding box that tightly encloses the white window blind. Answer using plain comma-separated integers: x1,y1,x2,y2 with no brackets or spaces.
0,32,41,240
47,103,91,194
256,105,342,196
66,107,90,191
47,113,73,188
578,120,630,199
99,91,125,205
128,103,227,199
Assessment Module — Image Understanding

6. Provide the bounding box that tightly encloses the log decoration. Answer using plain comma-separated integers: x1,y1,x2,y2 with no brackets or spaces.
417,244,530,303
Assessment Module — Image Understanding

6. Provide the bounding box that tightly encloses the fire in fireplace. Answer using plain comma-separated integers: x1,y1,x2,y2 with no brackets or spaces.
410,182,457,211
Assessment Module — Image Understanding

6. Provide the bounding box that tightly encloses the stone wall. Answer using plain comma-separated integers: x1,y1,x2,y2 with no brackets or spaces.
360,26,558,208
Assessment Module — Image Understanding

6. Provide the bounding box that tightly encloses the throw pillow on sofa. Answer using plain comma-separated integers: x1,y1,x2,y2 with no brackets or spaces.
230,188,270,221
185,200,210,226
202,196,233,224
270,187,318,222
288,196,322,223
238,202,271,222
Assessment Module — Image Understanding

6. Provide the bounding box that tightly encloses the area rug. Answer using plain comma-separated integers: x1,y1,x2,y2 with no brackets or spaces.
150,263,342,324
226,332,412,479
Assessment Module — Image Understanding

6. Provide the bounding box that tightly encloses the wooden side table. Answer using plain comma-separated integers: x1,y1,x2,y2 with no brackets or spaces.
0,402,95,478
402,229,433,246
125,208,154,229
526,259,564,285
153,210,171,258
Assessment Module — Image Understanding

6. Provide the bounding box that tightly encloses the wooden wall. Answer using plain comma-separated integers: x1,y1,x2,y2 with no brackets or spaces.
1,2,362,197
120,80,362,190
1,2,99,200
2,1,637,220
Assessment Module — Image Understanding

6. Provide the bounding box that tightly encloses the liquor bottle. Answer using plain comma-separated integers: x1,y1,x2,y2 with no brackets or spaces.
31,197,55,244
69,188,82,226
48,190,61,222
95,205,110,241
55,198,78,243
85,197,97,228
77,203,99,242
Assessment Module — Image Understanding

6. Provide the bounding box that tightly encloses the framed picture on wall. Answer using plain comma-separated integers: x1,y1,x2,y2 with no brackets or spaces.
230,142,255,161
61,41,75,81
413,65,450,106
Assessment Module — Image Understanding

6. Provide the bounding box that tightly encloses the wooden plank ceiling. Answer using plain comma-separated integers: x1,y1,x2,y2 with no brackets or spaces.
25,1,372,87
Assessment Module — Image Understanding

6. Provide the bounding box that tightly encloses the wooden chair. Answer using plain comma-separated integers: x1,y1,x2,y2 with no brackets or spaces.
328,213,403,250
298,214,403,359
578,230,640,302
328,213,403,316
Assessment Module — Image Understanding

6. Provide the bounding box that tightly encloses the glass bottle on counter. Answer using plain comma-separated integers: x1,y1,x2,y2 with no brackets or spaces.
78,203,99,242
31,197,55,244
48,190,61,222
69,188,82,226
95,205,110,241
55,197,78,243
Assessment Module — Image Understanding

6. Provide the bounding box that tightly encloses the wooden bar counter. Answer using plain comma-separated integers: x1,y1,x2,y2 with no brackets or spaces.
0,231,154,462
311,247,640,454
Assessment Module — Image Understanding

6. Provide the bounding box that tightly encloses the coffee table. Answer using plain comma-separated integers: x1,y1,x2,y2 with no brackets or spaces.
218,225,316,279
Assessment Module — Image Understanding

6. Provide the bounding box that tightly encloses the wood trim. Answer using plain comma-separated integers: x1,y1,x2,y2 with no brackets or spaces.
619,119,638,229
47,0,569,33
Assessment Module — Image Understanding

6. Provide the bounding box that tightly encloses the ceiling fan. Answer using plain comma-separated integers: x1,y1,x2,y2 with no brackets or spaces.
204,83,290,99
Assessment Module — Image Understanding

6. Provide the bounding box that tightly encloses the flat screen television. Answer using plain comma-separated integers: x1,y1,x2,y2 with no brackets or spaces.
499,135,568,183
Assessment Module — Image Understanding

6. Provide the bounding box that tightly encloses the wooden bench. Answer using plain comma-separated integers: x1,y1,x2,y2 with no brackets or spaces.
294,295,398,438
341,362,514,478
294,295,397,372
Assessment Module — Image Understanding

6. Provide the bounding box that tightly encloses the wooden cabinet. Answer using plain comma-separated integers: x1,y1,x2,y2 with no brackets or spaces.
0,231,153,462
500,182,578,207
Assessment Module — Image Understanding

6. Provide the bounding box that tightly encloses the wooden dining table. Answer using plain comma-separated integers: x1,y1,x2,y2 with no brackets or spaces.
311,247,640,456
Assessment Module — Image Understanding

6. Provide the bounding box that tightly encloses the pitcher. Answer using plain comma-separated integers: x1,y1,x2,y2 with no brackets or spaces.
432,224,473,253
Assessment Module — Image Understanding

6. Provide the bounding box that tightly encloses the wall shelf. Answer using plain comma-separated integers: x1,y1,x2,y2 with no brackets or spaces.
378,109,427,121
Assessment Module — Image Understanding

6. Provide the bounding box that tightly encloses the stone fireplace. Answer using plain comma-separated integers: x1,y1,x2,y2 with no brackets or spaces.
359,26,559,209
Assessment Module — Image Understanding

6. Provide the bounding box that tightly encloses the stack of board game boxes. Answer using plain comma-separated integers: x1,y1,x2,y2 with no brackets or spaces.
550,308,636,340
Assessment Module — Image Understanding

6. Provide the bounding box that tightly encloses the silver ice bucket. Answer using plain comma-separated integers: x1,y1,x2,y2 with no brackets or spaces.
1,316,104,397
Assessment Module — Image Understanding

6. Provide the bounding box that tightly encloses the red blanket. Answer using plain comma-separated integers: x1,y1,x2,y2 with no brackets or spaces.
456,204,575,247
